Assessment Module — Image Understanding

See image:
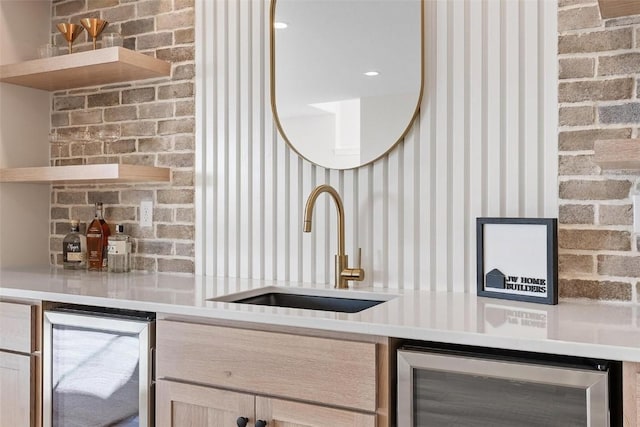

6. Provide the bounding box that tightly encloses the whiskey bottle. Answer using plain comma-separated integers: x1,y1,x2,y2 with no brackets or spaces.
108,224,131,273
86,202,110,271
63,220,86,270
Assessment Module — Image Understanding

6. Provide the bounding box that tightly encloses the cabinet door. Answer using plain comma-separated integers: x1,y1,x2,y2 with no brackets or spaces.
156,379,254,427
255,396,376,427
623,362,640,427
0,351,35,427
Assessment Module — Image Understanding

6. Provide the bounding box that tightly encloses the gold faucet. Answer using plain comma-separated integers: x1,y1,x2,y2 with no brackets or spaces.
303,184,365,289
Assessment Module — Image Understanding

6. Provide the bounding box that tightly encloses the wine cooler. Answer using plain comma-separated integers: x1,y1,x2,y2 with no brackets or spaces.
43,307,155,427
397,345,621,426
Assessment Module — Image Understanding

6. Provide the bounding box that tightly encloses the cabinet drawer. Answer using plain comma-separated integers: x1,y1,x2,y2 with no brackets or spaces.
0,301,38,353
156,320,378,411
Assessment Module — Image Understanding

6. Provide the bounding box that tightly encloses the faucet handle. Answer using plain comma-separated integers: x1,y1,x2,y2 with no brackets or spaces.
341,248,365,282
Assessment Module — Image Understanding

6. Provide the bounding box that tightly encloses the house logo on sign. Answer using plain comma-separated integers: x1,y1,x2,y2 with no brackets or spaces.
486,269,506,289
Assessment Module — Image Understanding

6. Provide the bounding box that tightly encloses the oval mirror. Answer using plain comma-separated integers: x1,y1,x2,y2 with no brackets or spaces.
270,0,423,170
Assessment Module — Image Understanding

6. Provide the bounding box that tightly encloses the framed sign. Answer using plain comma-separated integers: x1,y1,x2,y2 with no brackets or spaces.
477,218,558,305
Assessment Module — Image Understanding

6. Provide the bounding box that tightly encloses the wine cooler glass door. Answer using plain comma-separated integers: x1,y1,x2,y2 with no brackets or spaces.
43,311,153,427
397,349,609,427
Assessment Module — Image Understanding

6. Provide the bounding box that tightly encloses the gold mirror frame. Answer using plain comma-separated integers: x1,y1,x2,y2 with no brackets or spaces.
270,0,425,170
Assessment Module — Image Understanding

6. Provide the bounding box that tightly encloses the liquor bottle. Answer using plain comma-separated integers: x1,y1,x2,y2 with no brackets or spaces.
108,224,131,273
62,220,86,270
86,202,110,271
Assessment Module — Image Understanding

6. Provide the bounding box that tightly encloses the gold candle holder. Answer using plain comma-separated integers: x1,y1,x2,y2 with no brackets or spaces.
80,18,108,50
56,23,84,54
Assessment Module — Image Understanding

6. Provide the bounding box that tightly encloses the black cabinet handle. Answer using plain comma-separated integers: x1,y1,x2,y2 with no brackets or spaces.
255,420,267,427
236,416,249,427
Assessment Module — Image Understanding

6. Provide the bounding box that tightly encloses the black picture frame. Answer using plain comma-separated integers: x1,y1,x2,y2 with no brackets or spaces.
477,217,558,305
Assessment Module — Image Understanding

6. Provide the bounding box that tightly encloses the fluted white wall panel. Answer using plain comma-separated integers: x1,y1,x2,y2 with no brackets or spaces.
195,0,558,292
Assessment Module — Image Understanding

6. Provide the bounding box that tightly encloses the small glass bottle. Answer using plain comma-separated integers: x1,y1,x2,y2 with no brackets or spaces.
86,202,110,271
63,220,86,270
108,224,131,273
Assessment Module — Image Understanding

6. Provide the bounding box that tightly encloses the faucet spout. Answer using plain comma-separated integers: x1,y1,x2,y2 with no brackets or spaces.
303,184,345,257
303,220,312,233
303,184,363,288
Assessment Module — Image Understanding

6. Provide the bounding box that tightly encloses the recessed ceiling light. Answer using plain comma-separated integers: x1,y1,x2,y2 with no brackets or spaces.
364,71,380,77
274,22,288,29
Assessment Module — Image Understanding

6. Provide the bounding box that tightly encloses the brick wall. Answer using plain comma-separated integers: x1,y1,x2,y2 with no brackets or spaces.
559,0,640,301
49,0,195,273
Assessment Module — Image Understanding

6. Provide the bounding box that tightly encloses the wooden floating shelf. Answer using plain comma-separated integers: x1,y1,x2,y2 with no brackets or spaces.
0,164,171,184
598,0,640,19
594,139,640,169
0,47,170,91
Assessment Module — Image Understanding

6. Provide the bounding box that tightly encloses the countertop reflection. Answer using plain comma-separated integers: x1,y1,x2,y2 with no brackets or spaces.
1,266,639,361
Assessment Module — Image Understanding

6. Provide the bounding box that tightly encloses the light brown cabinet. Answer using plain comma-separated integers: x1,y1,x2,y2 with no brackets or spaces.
156,319,391,427
623,362,640,427
255,395,376,427
156,379,375,427
156,380,254,426
0,300,40,427
0,351,36,427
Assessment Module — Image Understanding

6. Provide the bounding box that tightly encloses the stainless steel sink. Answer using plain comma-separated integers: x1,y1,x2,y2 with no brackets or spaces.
211,286,394,313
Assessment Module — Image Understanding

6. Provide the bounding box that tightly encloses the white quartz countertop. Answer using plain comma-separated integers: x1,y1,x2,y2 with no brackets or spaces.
1,266,639,362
